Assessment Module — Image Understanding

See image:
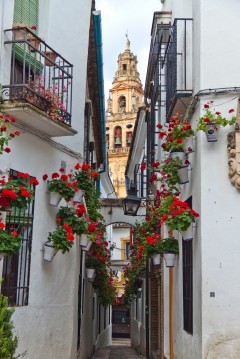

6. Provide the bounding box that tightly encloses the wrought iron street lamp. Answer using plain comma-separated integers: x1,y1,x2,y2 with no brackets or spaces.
122,181,141,216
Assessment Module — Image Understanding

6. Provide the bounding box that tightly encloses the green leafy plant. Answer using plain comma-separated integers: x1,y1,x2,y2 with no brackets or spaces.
144,234,163,257
0,222,22,255
158,114,194,153
57,206,88,235
0,291,18,359
162,237,179,254
46,171,78,201
0,113,20,155
47,223,75,253
73,163,99,191
196,101,236,132
160,197,199,231
0,173,38,210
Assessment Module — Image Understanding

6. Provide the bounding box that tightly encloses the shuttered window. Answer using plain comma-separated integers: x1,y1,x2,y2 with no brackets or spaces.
13,0,39,33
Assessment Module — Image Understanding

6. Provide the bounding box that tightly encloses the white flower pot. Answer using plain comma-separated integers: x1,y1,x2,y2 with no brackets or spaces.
205,123,220,142
86,268,95,279
163,253,176,268
181,224,193,241
152,253,161,266
49,192,62,206
170,150,186,161
163,223,170,238
72,189,85,203
178,165,189,184
79,234,90,247
43,243,58,262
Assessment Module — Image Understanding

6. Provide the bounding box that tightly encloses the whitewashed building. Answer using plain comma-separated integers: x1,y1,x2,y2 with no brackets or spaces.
127,1,240,358
0,0,114,358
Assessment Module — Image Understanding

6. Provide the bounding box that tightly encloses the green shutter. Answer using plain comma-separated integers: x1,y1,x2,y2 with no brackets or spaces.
13,0,39,33
13,0,40,68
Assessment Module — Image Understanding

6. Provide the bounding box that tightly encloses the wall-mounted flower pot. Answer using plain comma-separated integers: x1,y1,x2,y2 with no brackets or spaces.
12,23,28,40
44,51,57,66
163,253,176,268
86,268,95,280
181,224,193,241
43,243,58,262
152,253,161,266
49,192,62,206
178,165,189,184
170,150,186,161
27,35,41,52
205,123,220,142
72,189,85,204
79,234,90,247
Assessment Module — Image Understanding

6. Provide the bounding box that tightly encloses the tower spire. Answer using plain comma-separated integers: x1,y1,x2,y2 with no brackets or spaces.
125,33,130,50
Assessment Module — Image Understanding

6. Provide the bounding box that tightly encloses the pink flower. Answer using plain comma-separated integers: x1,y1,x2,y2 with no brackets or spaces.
96,239,101,244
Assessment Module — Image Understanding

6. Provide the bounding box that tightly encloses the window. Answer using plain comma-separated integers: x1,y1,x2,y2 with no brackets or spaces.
122,64,127,71
106,134,109,149
14,0,39,31
114,126,122,147
126,131,132,146
182,197,193,334
125,242,130,260
118,96,126,112
1,169,36,306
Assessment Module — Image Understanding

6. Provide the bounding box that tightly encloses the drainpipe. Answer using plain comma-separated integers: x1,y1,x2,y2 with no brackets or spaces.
92,10,106,174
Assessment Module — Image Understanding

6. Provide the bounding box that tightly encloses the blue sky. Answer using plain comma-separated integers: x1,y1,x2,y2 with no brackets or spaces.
96,0,161,99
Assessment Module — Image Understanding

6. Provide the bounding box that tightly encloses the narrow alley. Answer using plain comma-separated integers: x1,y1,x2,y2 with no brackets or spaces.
91,339,145,359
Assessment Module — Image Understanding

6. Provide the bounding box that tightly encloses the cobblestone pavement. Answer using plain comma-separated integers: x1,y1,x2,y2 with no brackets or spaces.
91,338,145,359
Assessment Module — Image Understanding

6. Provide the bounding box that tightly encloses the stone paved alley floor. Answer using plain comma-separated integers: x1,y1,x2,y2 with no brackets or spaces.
91,338,145,359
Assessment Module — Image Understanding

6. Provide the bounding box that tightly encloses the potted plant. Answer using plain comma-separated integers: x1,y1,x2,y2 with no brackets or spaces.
160,197,199,232
0,222,22,257
162,237,179,267
144,234,163,265
44,223,75,260
73,163,99,191
85,255,99,279
196,102,236,142
43,171,78,206
0,173,38,210
155,157,190,188
158,114,194,156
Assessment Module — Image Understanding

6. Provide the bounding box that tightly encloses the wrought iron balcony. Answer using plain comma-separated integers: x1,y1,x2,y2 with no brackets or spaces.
0,27,76,137
164,18,193,118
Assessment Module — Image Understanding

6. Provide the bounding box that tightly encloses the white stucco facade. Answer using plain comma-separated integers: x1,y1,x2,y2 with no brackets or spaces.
0,1,113,358
161,1,240,358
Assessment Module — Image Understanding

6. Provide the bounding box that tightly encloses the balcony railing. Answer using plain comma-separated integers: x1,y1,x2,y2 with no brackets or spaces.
2,27,73,127
108,147,130,155
163,18,193,117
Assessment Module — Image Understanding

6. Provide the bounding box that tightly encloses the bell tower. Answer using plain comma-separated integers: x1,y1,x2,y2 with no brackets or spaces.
106,37,143,197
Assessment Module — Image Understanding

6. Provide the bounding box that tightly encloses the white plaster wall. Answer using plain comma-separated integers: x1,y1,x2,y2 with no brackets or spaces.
0,130,80,358
38,0,92,152
198,96,240,359
200,0,240,90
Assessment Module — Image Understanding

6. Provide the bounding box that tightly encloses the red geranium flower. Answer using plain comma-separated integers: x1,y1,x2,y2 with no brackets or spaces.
42,174,48,181
4,147,11,153
52,173,59,179
67,233,75,241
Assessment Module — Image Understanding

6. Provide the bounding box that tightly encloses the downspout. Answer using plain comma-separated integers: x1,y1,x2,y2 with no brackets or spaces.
92,10,106,174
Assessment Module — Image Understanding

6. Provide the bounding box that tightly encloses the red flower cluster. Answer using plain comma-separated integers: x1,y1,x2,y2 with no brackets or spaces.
76,203,86,217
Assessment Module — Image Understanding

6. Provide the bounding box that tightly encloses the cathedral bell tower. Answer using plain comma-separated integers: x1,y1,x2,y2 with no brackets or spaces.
106,37,143,197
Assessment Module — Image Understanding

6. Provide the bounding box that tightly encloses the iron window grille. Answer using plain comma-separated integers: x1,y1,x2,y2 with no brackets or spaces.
1,169,36,306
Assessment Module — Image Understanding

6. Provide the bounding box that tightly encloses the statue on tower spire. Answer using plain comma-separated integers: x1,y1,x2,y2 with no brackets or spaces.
125,33,130,50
